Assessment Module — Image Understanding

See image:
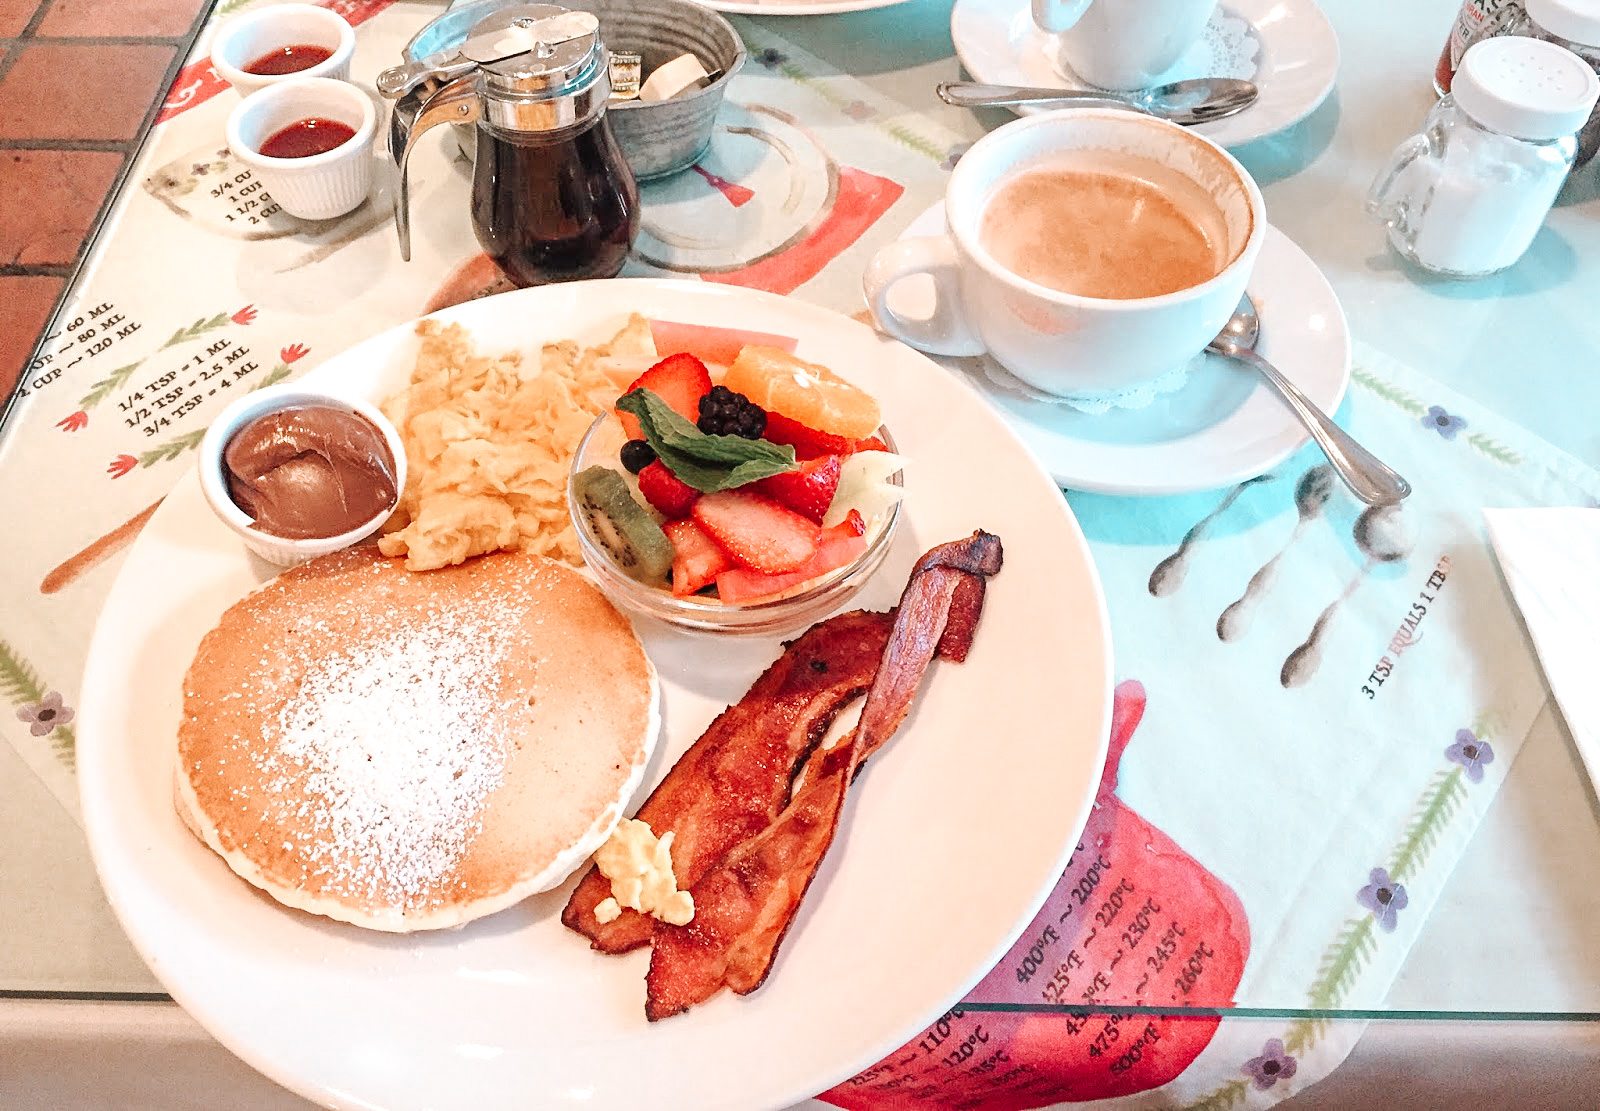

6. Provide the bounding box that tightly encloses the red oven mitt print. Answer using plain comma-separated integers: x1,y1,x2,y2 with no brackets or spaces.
823,680,1250,1110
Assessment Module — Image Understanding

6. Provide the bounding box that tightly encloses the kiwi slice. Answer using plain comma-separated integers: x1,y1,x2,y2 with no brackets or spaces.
573,465,674,585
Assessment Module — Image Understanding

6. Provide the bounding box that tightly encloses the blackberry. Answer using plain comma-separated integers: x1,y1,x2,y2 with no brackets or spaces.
619,438,657,474
697,385,767,439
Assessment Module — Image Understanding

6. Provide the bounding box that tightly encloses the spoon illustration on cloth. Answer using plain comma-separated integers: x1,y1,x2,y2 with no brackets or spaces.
1208,294,1412,508
936,77,1258,125
1216,464,1336,642
1147,475,1273,597
1280,503,1415,688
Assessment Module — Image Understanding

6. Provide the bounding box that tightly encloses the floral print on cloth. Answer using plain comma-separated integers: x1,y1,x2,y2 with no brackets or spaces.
1242,1039,1299,1091
15,690,73,737
1446,729,1495,782
1357,868,1409,932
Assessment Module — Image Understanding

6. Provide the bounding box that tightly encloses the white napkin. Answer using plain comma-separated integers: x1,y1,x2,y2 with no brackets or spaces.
1485,507,1600,787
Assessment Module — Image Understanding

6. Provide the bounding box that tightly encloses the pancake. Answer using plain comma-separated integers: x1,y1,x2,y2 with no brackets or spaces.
176,545,658,932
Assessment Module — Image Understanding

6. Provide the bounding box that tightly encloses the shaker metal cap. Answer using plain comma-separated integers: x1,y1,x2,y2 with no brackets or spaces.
1454,36,1600,140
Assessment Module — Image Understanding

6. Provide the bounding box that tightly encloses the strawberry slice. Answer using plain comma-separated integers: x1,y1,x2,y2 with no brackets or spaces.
761,411,858,460
761,411,888,460
636,461,700,518
752,454,842,524
664,517,734,596
833,508,866,537
691,490,820,574
616,352,713,440
714,530,868,604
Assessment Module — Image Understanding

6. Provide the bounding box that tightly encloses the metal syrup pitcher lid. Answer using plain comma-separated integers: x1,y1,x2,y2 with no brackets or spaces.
472,4,606,102
376,6,601,103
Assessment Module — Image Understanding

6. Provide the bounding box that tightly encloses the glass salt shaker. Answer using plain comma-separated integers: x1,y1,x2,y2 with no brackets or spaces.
1368,36,1598,279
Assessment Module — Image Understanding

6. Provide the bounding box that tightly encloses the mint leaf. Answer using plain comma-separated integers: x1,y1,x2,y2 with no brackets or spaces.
617,389,797,492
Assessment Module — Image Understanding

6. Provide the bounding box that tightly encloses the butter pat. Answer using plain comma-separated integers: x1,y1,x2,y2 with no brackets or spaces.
594,818,694,925
639,53,710,103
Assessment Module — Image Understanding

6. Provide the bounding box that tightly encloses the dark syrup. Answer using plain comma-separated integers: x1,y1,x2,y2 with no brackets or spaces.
470,116,639,287
244,43,335,76
259,118,356,159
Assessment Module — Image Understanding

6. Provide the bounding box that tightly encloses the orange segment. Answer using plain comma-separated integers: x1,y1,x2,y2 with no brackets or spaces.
722,346,882,441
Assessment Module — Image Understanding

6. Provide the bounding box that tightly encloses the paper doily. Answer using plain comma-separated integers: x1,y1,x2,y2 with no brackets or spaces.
974,355,1196,415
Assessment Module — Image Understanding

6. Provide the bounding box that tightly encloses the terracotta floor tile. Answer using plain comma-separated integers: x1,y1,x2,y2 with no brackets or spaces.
0,149,124,266
0,0,43,38
0,43,175,140
0,275,65,406
37,0,209,39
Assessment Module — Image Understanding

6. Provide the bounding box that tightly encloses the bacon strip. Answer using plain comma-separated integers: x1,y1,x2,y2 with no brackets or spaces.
646,735,855,1020
935,572,986,662
645,531,1003,1019
561,608,895,952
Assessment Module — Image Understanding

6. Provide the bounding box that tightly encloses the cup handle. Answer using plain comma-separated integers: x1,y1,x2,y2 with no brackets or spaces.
863,236,986,357
1031,0,1092,34
1364,134,1429,224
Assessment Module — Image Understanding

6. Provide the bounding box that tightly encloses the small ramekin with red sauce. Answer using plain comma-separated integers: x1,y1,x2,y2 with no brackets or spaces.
226,77,375,221
210,3,356,98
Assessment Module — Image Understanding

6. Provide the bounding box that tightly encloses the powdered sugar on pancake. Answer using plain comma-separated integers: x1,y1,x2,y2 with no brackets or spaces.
271,616,510,908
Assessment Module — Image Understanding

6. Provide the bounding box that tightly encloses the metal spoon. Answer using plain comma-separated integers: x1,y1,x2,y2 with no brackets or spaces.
936,78,1258,125
1208,294,1411,507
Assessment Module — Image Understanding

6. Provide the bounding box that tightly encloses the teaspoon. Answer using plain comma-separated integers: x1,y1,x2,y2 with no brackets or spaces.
1207,294,1411,507
936,78,1258,125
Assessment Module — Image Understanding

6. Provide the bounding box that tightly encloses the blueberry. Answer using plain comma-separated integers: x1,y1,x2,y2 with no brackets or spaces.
620,438,657,473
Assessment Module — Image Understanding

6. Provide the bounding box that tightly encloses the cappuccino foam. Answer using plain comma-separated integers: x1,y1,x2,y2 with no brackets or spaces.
980,150,1230,300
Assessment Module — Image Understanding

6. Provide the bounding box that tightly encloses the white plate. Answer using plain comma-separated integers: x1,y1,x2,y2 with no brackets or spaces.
77,279,1113,1111
700,0,908,15
950,0,1340,148
893,202,1351,495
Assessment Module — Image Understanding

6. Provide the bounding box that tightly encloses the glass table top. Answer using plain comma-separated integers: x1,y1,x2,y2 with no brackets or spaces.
3,0,1599,1037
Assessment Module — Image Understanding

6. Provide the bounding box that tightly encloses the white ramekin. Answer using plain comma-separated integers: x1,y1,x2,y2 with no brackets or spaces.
209,3,356,97
199,383,407,568
226,77,376,221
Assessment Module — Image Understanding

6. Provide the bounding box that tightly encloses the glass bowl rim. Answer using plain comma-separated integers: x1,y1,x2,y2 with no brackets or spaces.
566,410,904,628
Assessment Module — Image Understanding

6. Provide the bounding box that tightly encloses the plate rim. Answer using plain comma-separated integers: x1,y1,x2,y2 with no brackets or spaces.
76,277,1116,1111
950,0,1341,147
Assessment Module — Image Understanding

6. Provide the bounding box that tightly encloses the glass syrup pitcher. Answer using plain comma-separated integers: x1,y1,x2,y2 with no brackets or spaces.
378,4,640,287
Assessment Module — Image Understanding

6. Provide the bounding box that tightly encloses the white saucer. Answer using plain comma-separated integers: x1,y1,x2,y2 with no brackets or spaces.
700,0,908,14
950,0,1340,148
889,201,1351,496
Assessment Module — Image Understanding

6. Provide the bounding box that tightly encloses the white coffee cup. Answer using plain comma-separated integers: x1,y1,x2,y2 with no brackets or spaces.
863,109,1265,402
1033,0,1218,91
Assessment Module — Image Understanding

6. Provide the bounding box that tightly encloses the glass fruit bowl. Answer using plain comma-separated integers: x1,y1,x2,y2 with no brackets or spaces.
567,410,903,636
